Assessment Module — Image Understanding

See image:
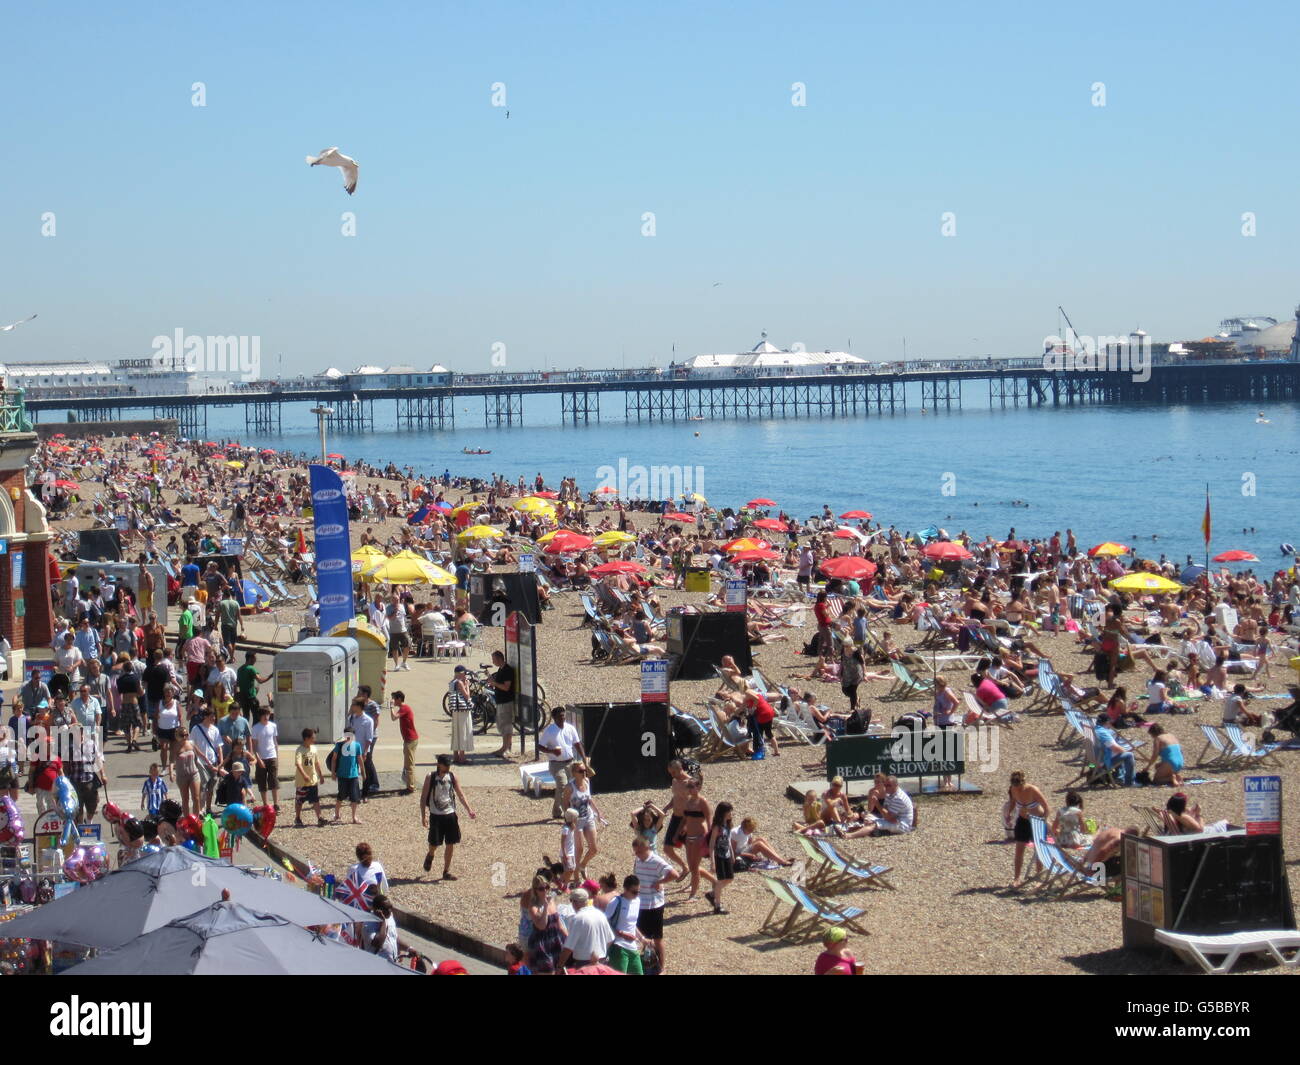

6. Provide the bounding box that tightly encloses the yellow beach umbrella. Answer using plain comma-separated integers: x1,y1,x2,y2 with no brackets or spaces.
723,538,765,553
450,502,480,515
458,524,503,540
1109,573,1183,593
515,496,552,513
1088,542,1130,557
364,553,456,586
351,545,388,574
592,530,635,546
681,492,707,503
225,460,245,469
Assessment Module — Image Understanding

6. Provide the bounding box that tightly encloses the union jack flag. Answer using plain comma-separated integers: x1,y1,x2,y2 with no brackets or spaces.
337,873,374,911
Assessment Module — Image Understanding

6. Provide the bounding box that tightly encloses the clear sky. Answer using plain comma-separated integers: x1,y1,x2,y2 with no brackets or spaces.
3,1,1298,375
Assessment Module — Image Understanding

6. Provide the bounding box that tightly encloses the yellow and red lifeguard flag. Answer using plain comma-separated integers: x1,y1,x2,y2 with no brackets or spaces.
1201,489,1211,547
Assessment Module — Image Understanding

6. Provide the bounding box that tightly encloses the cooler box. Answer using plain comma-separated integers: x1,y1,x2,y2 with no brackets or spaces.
271,640,353,745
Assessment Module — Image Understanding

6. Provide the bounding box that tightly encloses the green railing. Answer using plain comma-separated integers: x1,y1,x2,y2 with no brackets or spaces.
0,390,34,433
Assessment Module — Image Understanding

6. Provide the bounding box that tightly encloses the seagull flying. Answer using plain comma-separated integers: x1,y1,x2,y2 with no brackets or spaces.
0,313,36,333
306,147,359,195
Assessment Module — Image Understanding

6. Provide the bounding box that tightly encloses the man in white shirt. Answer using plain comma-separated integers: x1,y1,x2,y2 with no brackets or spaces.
557,888,614,971
875,776,915,834
250,706,280,810
538,706,585,821
722,513,737,536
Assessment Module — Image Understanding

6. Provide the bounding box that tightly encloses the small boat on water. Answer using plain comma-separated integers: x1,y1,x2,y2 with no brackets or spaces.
462,447,491,455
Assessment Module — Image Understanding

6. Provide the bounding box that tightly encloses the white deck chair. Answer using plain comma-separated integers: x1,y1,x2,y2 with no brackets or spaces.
1155,928,1300,974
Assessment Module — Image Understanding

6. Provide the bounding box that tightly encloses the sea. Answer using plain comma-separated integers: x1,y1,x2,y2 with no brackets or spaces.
195,384,1299,567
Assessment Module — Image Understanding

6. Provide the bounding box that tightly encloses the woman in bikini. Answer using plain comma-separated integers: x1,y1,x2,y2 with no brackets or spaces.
1006,770,1049,888
676,778,718,902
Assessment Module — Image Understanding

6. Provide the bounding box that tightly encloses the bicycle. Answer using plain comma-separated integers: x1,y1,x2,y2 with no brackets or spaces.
442,663,549,735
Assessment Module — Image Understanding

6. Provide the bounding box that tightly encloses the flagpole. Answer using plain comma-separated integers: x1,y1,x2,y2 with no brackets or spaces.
1204,482,1210,596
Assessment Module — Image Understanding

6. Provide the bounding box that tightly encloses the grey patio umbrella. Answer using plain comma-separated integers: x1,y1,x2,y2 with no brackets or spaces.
62,901,415,975
0,846,379,949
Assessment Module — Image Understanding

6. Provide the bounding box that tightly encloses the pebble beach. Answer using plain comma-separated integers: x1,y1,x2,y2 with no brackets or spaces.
41,437,1300,976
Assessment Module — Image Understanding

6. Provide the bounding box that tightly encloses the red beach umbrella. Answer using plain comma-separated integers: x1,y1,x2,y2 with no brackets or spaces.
820,556,878,580
923,541,972,562
745,498,777,508
533,490,559,499
1212,549,1258,563
589,560,648,576
839,510,872,520
731,548,781,561
544,533,593,553
752,518,786,531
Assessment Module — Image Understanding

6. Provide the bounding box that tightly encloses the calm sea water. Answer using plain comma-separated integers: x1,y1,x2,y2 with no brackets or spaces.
200,383,1299,565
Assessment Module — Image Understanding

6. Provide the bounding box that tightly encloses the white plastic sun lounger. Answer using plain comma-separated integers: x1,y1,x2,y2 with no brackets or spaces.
1155,928,1300,974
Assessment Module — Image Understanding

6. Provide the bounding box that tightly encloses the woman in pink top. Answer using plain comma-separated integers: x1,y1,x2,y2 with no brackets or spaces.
973,672,1010,714
814,928,862,974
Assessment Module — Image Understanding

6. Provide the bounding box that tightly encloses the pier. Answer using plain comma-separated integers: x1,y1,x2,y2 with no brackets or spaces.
20,358,1300,437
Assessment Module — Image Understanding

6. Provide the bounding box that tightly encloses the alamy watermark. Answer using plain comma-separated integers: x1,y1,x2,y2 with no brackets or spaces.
594,458,704,500
1041,332,1151,383
150,328,261,381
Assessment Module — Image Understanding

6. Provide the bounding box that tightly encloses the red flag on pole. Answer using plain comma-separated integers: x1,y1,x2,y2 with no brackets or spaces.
296,528,307,555
1201,488,1211,547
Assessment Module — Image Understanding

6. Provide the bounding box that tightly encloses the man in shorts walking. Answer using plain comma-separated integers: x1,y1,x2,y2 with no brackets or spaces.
250,705,280,812
420,754,475,881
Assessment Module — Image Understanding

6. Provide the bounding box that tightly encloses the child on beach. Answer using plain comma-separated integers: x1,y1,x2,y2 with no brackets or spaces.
141,763,168,817
630,799,664,850
560,808,580,888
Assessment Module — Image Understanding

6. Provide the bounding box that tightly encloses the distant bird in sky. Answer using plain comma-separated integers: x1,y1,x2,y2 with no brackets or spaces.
0,313,36,333
712,282,722,287
306,147,359,195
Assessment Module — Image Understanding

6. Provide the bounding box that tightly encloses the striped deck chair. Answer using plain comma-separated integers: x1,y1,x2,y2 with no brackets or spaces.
814,839,895,891
1027,816,1104,896
757,877,822,942
793,835,854,893
1130,804,1169,835
785,881,870,936
698,715,746,763
886,660,933,700
1195,723,1239,768
1222,723,1282,766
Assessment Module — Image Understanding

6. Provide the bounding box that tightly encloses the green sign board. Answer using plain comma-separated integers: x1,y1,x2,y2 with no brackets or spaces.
826,730,966,783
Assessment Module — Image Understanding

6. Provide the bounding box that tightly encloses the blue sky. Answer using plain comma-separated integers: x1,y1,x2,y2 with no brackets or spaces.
3,1,1298,374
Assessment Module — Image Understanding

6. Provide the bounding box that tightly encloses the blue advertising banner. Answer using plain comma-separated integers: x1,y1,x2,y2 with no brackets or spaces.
309,464,355,634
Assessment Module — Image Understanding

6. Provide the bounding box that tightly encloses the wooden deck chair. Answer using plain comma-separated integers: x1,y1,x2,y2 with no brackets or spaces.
1195,723,1239,768
814,839,895,890
1222,723,1282,766
1130,805,1169,835
757,877,821,942
793,835,850,893
1028,816,1104,896
886,660,933,700
785,881,870,936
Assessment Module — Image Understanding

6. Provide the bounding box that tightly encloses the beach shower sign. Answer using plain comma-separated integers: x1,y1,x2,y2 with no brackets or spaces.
826,731,966,783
